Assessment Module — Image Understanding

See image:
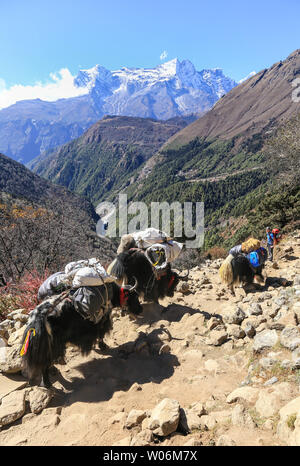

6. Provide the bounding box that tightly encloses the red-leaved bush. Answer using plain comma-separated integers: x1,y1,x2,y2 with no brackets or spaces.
0,269,49,321
15,269,49,311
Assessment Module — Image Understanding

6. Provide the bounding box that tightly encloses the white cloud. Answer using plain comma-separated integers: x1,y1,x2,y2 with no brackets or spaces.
0,78,6,92
160,50,168,61
239,71,256,84
0,68,89,110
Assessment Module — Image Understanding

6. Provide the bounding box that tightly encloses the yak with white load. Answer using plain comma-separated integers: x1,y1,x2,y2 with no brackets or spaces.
21,258,142,387
108,228,188,303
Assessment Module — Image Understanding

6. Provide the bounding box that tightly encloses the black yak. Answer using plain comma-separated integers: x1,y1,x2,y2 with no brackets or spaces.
219,248,267,296
20,280,142,388
107,249,187,303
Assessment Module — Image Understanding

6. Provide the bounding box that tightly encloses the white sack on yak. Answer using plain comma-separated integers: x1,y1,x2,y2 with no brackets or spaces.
64,258,116,288
37,271,68,301
145,241,184,269
131,228,172,249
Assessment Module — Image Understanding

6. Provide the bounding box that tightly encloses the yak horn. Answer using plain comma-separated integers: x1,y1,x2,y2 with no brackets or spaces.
122,276,138,291
177,268,190,280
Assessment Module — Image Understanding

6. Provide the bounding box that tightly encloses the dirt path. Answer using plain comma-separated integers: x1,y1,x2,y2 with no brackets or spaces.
0,232,299,446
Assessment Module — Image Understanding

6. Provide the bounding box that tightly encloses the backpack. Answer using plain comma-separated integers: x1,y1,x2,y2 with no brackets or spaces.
247,247,267,269
272,228,281,244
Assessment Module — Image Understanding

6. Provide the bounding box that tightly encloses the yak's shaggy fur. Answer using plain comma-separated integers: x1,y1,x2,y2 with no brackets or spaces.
20,282,142,387
219,254,235,286
108,250,180,303
219,253,265,295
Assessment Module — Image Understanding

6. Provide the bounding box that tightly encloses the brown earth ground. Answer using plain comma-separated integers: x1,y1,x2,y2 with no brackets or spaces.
0,232,299,446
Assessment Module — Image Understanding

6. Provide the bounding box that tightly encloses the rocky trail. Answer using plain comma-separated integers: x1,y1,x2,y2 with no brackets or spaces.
0,231,300,447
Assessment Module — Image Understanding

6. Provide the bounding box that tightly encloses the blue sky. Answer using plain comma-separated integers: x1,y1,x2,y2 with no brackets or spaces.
0,0,299,105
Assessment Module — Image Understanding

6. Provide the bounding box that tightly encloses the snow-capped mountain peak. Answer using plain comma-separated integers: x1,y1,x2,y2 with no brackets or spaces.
74,64,114,89
0,58,238,163
72,58,237,119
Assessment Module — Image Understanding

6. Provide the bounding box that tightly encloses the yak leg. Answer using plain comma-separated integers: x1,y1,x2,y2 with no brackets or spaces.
243,283,256,294
98,339,109,351
229,284,235,296
40,367,51,388
254,274,265,285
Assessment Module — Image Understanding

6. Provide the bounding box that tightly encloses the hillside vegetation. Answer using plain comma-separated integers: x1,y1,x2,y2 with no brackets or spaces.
27,50,300,256
29,116,192,205
0,153,116,283
126,114,300,253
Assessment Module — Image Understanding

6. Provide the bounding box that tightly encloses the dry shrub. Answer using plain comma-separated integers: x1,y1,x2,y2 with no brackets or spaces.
173,247,203,270
206,246,227,259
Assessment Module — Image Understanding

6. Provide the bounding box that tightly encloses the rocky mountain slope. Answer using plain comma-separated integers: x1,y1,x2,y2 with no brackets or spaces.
130,49,300,189
0,95,99,164
117,50,300,248
0,231,300,446
0,152,97,223
0,59,236,164
163,49,300,150
0,152,116,278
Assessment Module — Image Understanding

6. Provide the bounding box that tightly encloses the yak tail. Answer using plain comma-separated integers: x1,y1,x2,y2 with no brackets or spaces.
107,254,127,281
20,303,53,381
219,254,235,285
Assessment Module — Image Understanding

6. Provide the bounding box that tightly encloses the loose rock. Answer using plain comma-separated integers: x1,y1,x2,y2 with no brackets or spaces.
253,330,279,353
148,398,180,437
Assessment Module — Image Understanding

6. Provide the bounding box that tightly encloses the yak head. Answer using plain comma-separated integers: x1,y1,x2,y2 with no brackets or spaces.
118,277,143,316
157,267,189,298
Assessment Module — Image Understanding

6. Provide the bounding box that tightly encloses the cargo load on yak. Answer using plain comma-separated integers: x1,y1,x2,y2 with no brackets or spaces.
37,271,69,302
131,228,172,249
65,258,116,288
71,283,117,324
117,228,184,270
38,258,116,298
246,247,268,270
37,258,119,323
145,241,184,270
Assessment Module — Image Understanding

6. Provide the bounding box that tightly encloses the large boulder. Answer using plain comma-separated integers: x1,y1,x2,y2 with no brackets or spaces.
125,409,147,429
226,387,259,404
255,389,282,418
0,389,26,427
148,398,180,436
253,330,278,353
231,404,256,429
224,307,246,325
277,397,300,446
280,326,300,351
26,387,54,414
0,345,23,374
206,329,228,346
247,303,263,316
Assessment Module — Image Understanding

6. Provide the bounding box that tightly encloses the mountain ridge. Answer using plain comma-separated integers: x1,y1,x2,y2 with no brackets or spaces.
28,115,194,205
0,59,236,163
28,49,300,253
163,49,300,150
0,152,98,223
